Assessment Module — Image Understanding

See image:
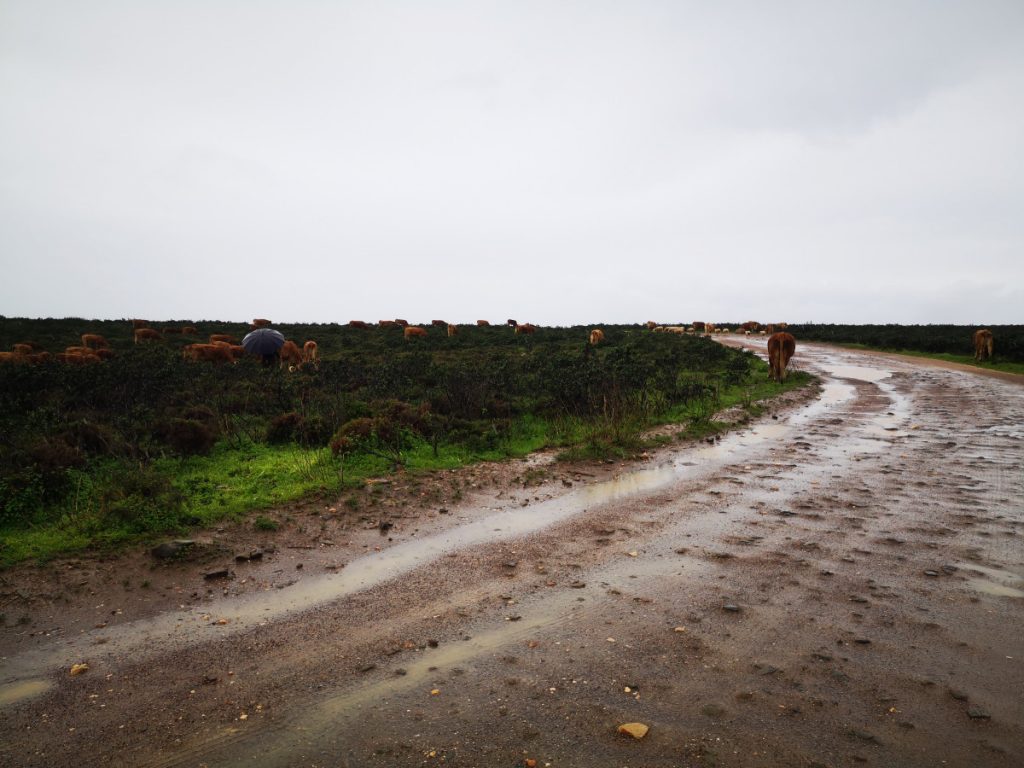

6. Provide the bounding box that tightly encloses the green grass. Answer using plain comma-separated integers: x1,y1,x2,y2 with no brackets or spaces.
0,364,815,567
832,344,1024,375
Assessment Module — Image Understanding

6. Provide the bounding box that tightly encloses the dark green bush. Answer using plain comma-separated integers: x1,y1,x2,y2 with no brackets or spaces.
98,465,185,534
163,419,217,456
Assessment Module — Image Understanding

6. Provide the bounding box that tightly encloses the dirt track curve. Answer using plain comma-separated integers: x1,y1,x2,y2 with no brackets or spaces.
1,340,1022,768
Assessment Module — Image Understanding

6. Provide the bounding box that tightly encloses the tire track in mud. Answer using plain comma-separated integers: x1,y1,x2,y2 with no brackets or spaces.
2,342,1022,767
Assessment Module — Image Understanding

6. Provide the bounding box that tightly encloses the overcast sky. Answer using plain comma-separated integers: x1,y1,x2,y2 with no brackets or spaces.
1,1,1022,325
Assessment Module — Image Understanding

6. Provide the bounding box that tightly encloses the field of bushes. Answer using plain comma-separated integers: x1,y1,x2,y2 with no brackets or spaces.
0,318,806,565
785,323,1024,364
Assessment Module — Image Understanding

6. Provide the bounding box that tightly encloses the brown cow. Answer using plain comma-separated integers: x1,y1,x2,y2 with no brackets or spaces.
447,324,459,337
349,320,370,329
81,333,109,349
0,351,21,364
404,326,428,340
29,351,51,364
704,323,716,334
94,348,116,361
476,320,490,327
646,321,658,330
394,319,409,327
12,343,33,356
589,328,604,345
379,320,398,328
506,319,517,327
740,321,761,333
692,321,706,332
209,334,237,345
280,340,303,368
973,329,994,362
431,320,447,327
228,345,246,360
181,326,198,335
134,328,162,343
303,340,319,367
183,344,234,363
515,323,536,335
131,319,148,330
767,332,797,383
252,318,272,328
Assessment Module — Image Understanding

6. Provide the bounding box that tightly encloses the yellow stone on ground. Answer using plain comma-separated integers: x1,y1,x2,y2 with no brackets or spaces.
617,722,649,739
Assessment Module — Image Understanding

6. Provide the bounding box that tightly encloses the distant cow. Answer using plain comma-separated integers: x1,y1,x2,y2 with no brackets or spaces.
252,318,272,328
183,344,233,363
974,329,994,362
394,319,409,327
181,326,198,335
515,323,536,335
131,319,148,330
704,323,716,334
379,320,398,328
476,320,490,326
692,321,706,332
349,320,370,329
767,332,797,383
280,340,303,368
431,320,447,327
303,340,319,367
134,328,161,344
506,319,517,327
646,321,658,330
94,348,116,360
589,329,604,345
404,326,428,340
81,333,109,349
209,334,237,345
12,343,34,356
447,324,459,337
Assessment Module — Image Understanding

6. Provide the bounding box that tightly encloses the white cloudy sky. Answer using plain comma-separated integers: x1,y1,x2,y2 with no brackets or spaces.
1,1,1022,325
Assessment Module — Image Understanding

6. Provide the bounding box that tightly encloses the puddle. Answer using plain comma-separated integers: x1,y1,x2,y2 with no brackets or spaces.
0,678,52,708
821,365,892,383
964,564,1024,598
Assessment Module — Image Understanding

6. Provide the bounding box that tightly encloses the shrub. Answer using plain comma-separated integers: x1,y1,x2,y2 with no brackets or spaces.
253,515,279,531
164,419,217,456
267,412,304,444
99,465,185,534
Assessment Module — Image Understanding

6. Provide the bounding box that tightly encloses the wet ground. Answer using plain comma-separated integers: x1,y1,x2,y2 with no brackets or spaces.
1,340,1022,767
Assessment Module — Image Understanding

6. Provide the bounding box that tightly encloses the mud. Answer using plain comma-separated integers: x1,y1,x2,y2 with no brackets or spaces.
1,340,1022,767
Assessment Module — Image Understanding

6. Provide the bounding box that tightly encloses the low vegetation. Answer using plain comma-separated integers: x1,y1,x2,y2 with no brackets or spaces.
0,317,809,565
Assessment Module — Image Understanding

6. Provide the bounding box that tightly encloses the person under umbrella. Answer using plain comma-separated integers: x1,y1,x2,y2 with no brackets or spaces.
241,328,286,366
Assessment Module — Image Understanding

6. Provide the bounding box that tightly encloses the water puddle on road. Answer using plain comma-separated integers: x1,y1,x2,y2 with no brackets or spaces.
0,678,52,707
822,365,892,383
964,564,1024,598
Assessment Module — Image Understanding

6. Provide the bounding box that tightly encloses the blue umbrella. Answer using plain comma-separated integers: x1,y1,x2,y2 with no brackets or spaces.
242,328,285,356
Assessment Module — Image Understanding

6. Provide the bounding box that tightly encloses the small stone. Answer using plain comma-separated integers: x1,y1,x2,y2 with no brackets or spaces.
967,708,991,720
617,722,649,739
924,570,939,577
723,604,741,612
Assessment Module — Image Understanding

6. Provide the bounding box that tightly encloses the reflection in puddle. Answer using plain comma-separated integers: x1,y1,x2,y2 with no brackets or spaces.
964,563,1024,598
822,365,892,383
0,678,52,708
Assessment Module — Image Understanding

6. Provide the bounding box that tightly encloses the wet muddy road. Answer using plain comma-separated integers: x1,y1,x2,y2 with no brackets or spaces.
2,342,1022,767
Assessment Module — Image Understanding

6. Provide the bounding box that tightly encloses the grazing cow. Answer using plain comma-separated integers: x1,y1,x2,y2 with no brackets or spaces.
394,319,409,327
704,323,716,334
209,334,237,345
379,320,398,328
431,320,447,327
280,340,303,368
81,333,109,349
60,349,101,364
0,351,19,364
447,324,459,337
589,328,605,345
211,340,231,347
652,325,667,333
476,320,490,327
404,326,428,340
514,323,536,335
767,332,797,383
303,340,319,367
181,326,198,335
131,319,148,330
646,321,658,330
974,329,994,362
764,324,775,335
12,343,33,356
665,326,688,335
506,319,517,327
94,348,116,360
134,328,162,344
228,345,246,360
183,344,234,363
29,351,51,364
740,321,761,333
252,318,272,328
349,320,370,329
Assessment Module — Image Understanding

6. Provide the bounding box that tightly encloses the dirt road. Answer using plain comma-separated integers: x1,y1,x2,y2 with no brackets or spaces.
2,341,1022,767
